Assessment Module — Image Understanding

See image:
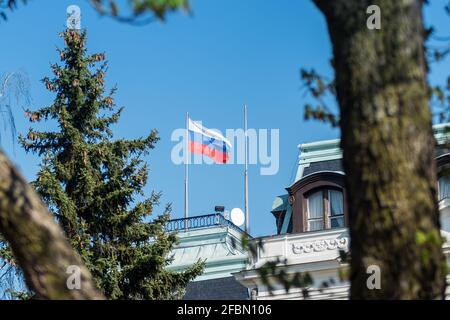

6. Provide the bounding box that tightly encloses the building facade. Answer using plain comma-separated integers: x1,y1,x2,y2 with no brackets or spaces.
169,124,450,300
167,214,250,299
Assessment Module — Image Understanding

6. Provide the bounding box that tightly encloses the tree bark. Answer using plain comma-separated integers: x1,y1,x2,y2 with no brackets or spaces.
313,0,447,299
0,150,103,299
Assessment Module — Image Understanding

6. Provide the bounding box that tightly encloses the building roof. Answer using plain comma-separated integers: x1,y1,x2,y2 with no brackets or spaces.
271,194,289,213
293,123,450,184
301,159,343,178
436,145,450,158
183,276,249,300
167,221,248,281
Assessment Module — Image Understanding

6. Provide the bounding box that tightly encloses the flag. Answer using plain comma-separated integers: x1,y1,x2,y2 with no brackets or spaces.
188,118,232,164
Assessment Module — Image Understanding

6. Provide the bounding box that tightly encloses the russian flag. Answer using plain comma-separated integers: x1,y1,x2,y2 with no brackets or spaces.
188,118,232,164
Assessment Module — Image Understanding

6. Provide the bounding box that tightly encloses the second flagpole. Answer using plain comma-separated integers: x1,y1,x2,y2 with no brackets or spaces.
244,105,249,233
185,112,189,229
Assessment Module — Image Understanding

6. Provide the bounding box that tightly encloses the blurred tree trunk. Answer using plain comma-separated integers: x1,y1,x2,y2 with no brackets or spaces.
313,0,447,299
0,150,103,299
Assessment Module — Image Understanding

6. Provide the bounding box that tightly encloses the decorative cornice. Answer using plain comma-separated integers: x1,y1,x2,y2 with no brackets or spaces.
295,123,450,166
292,237,349,254
297,139,342,165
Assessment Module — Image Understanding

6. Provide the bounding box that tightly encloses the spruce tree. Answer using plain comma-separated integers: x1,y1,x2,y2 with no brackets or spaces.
19,29,203,299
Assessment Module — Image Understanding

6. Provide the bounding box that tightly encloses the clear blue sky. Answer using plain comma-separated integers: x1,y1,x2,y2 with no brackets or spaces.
0,1,448,237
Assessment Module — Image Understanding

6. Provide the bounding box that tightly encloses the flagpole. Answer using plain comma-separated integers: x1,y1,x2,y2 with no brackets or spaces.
185,112,189,229
244,105,249,233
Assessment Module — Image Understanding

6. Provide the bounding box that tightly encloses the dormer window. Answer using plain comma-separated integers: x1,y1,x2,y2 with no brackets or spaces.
287,171,346,233
306,188,344,231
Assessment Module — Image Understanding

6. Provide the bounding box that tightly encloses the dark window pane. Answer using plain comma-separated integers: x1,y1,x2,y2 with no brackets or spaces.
330,190,343,216
439,176,450,201
330,216,344,228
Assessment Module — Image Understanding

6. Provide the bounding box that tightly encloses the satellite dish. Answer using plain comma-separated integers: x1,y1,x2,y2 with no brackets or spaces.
230,208,245,227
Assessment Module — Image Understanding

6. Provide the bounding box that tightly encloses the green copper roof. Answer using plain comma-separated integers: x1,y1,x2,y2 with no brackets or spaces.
294,123,450,183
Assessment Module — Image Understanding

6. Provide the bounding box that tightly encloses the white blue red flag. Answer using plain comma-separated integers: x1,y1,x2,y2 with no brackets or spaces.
188,118,232,164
